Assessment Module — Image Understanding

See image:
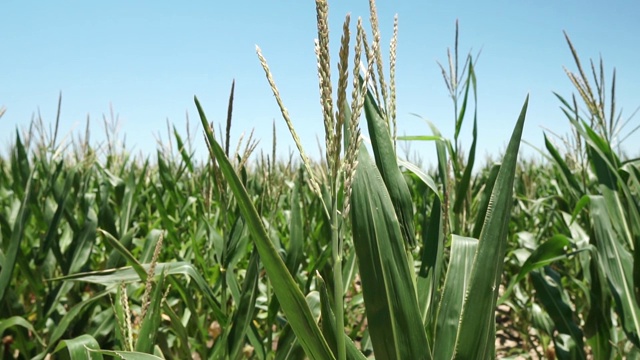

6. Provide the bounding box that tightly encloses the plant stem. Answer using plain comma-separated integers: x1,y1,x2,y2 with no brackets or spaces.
331,189,346,360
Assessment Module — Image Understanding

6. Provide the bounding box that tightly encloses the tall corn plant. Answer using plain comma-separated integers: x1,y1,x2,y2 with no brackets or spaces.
197,0,366,356
536,33,640,358
399,21,480,239
196,1,529,359
0,105,256,358
497,33,640,359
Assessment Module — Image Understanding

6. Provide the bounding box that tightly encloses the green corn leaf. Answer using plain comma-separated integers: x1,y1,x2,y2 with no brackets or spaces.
471,163,500,239
0,169,34,303
590,195,640,346
195,96,334,360
38,165,75,265
417,195,444,331
0,316,46,346
173,125,195,173
453,115,477,215
228,249,261,360
10,130,30,193
363,88,417,248
54,334,103,360
531,267,586,359
570,195,591,225
397,135,446,142
118,163,148,237
454,60,474,142
285,169,304,275
517,235,573,281
434,235,478,360
105,226,139,270
161,302,192,359
584,253,613,360
544,134,583,198
425,120,451,223
49,291,109,344
99,229,146,280
226,267,242,308
138,229,163,264
86,349,164,360
530,302,555,337
397,159,440,197
273,290,323,360
453,96,528,359
317,275,368,360
499,235,574,304
53,261,227,324
68,207,97,275
341,247,358,296
350,144,430,360
578,122,640,308
274,324,305,360
36,290,111,360
224,216,250,269
97,172,120,240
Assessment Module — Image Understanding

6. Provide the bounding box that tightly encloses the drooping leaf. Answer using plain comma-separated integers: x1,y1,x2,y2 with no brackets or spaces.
86,349,164,360
54,334,103,360
499,234,574,304
531,267,586,359
53,261,226,324
0,316,46,346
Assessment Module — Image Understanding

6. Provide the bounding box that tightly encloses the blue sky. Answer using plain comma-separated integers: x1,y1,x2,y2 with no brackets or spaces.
1,1,639,165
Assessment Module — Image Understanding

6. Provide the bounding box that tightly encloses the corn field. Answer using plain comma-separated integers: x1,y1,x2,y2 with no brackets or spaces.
1,1,639,359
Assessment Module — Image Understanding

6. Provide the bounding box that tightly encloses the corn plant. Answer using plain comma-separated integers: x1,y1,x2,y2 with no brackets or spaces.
497,33,640,359
195,0,528,359
5,1,640,359
0,100,263,358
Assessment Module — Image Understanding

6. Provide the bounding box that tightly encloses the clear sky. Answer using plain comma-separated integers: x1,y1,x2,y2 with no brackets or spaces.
1,1,639,166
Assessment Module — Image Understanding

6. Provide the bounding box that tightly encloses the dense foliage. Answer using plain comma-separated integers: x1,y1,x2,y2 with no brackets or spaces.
1,1,639,359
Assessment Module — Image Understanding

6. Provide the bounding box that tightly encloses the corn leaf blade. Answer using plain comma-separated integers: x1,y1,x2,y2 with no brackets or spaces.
590,195,640,346
434,235,478,360
350,144,430,360
228,250,261,359
54,334,103,360
453,96,528,359
195,96,334,360
531,267,586,359
363,89,417,248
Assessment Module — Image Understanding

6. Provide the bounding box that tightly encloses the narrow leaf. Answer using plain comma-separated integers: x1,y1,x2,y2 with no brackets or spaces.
195,96,334,360
453,96,528,359
363,89,417,248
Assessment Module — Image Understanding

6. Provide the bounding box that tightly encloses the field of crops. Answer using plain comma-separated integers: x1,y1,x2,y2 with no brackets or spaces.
2,1,640,359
